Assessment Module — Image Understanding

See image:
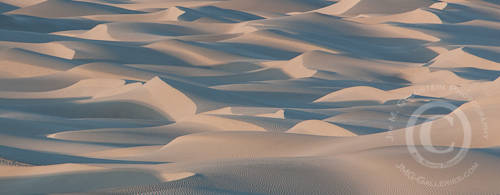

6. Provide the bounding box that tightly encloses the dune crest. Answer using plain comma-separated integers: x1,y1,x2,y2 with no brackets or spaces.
262,53,318,78
163,7,185,21
159,172,196,182
143,77,197,121
429,47,500,70
288,120,357,136
430,2,448,10
348,8,442,24
314,86,409,103
0,0,499,194
80,24,116,41
314,0,361,15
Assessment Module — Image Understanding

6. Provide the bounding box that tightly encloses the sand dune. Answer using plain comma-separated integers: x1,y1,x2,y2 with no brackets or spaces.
347,8,443,24
430,47,500,70
0,48,76,78
340,0,437,16
147,39,250,65
288,120,357,136
8,0,143,18
212,0,335,14
313,0,361,15
0,0,499,194
261,53,318,78
314,86,410,103
0,0,44,8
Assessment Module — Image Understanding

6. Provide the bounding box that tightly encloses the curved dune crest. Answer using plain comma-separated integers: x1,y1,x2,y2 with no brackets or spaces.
228,22,259,34
163,7,186,21
159,172,196,182
212,0,335,14
0,48,76,78
340,0,437,15
429,47,500,71
0,60,65,78
157,131,332,161
256,109,285,119
81,22,238,42
68,62,155,81
251,11,439,42
65,77,197,121
92,82,143,99
400,67,473,85
288,120,357,136
385,98,497,148
314,0,361,15
46,122,206,145
0,71,85,92
314,86,409,103
80,24,117,41
262,53,317,78
1,42,77,60
349,8,442,24
202,107,234,115
0,78,125,99
82,9,179,22
429,2,448,10
146,39,248,66
33,42,76,60
203,107,285,119
143,77,197,121
1,0,499,194
183,114,267,131
227,29,338,54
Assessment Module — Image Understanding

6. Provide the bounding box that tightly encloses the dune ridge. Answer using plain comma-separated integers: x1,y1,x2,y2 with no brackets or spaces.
0,0,499,194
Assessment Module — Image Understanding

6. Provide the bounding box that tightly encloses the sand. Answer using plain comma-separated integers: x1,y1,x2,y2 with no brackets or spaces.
0,0,499,194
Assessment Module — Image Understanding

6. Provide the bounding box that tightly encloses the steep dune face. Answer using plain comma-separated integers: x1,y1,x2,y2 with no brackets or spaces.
143,77,197,121
261,52,318,78
1,0,500,194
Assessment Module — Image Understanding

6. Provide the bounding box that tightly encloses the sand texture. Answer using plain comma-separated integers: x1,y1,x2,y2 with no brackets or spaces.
0,0,499,194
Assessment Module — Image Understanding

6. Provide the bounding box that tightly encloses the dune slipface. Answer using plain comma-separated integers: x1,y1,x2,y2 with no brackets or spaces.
0,0,499,194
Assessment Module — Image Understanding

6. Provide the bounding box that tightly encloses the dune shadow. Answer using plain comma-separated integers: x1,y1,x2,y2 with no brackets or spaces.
447,67,500,81
178,5,265,23
0,3,18,14
0,145,165,165
331,122,387,135
0,14,100,33
395,23,500,46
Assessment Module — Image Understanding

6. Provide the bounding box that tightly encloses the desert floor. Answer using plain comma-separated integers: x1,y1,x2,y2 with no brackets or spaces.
0,0,499,194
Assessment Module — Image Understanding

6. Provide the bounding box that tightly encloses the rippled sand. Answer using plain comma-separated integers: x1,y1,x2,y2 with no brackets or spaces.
0,0,499,194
